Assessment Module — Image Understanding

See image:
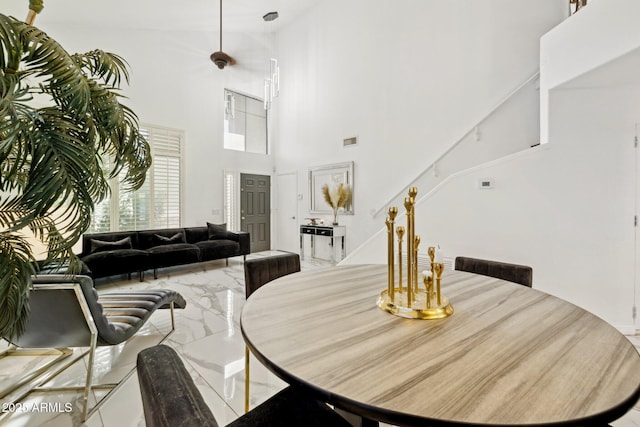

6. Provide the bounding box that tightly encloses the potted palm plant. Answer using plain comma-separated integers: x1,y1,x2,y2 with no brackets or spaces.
0,1,151,338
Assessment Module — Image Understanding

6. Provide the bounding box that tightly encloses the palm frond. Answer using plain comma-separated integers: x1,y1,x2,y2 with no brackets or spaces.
13,16,91,115
72,49,129,87
0,232,34,339
0,15,22,71
20,109,96,214
0,13,151,339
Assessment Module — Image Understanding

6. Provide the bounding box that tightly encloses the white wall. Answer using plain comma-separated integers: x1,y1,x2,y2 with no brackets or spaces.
540,0,640,143
34,22,275,229
274,0,566,254
345,83,639,330
21,1,566,253
345,2,640,330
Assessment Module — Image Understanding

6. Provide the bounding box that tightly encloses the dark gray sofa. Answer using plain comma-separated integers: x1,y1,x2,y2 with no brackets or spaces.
80,223,250,281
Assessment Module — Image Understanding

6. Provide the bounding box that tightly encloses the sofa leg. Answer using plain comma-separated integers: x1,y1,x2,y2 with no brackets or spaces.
128,272,132,280
226,258,229,266
153,269,158,280
139,271,144,282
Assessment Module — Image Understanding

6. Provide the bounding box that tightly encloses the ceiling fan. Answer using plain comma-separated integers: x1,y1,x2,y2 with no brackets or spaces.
210,0,235,69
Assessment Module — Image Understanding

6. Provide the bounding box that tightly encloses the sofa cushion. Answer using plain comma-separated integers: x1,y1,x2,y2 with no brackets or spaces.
196,240,239,261
147,243,200,268
90,236,133,254
37,259,92,276
138,228,186,250
184,227,208,244
81,249,149,279
206,222,233,240
153,232,186,246
82,232,138,257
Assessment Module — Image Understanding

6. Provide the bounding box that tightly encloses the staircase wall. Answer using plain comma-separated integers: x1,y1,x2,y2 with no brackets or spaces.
345,0,640,331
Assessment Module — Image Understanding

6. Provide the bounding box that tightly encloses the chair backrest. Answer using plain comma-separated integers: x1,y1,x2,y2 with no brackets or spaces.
244,253,301,298
6,276,98,348
7,275,187,348
454,256,533,287
138,345,218,427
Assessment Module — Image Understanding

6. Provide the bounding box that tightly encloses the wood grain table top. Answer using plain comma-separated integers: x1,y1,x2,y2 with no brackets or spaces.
240,264,640,426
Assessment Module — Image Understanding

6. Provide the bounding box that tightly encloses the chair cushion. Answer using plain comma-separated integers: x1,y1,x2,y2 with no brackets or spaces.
90,287,187,346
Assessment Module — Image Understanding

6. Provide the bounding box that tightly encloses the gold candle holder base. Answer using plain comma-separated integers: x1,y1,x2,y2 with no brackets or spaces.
377,288,453,320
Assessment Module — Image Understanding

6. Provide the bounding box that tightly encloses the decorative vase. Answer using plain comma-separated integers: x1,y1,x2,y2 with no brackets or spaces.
332,208,339,225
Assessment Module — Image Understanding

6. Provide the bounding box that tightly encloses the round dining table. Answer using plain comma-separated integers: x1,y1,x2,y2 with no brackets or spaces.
240,264,640,426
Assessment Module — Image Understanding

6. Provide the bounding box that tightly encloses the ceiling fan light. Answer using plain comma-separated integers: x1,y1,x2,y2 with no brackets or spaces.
211,51,232,69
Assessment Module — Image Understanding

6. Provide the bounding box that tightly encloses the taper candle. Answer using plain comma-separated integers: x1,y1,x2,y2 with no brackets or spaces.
386,207,398,302
396,226,405,299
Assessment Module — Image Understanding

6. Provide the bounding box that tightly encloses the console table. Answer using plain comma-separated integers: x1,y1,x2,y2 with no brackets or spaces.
299,225,345,264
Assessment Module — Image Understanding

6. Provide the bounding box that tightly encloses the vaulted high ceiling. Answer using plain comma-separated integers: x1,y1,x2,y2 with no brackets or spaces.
2,0,319,33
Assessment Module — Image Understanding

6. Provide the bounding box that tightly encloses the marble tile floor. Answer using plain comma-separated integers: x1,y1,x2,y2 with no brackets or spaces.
0,252,638,427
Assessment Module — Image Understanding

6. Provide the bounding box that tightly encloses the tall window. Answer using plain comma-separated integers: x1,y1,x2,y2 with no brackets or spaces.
223,89,267,154
88,125,183,232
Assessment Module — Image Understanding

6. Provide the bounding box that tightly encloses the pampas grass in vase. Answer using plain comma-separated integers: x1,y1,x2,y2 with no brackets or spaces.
321,183,352,225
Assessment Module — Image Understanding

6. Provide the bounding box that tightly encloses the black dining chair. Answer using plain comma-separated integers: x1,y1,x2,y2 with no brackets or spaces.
137,345,352,427
244,252,301,299
243,252,301,412
454,256,533,287
0,274,186,421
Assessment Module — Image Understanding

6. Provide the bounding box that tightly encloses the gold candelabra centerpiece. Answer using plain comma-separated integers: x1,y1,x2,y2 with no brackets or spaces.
377,187,454,319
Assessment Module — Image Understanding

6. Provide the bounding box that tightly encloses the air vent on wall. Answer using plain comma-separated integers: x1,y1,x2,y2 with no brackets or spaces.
343,136,358,147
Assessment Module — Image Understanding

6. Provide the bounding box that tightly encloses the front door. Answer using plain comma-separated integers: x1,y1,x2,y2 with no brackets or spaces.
241,173,271,253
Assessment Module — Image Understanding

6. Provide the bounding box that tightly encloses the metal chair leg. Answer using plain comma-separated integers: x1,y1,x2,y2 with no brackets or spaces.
245,346,250,413
0,281,182,423
0,347,74,399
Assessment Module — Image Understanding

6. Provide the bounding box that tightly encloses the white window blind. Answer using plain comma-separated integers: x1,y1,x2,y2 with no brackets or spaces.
224,171,237,231
145,127,182,229
89,125,183,232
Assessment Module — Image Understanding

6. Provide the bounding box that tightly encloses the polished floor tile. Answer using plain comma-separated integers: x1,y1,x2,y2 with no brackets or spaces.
0,252,638,426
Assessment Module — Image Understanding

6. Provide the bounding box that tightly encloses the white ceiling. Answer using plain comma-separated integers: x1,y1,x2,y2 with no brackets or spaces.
2,0,319,33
